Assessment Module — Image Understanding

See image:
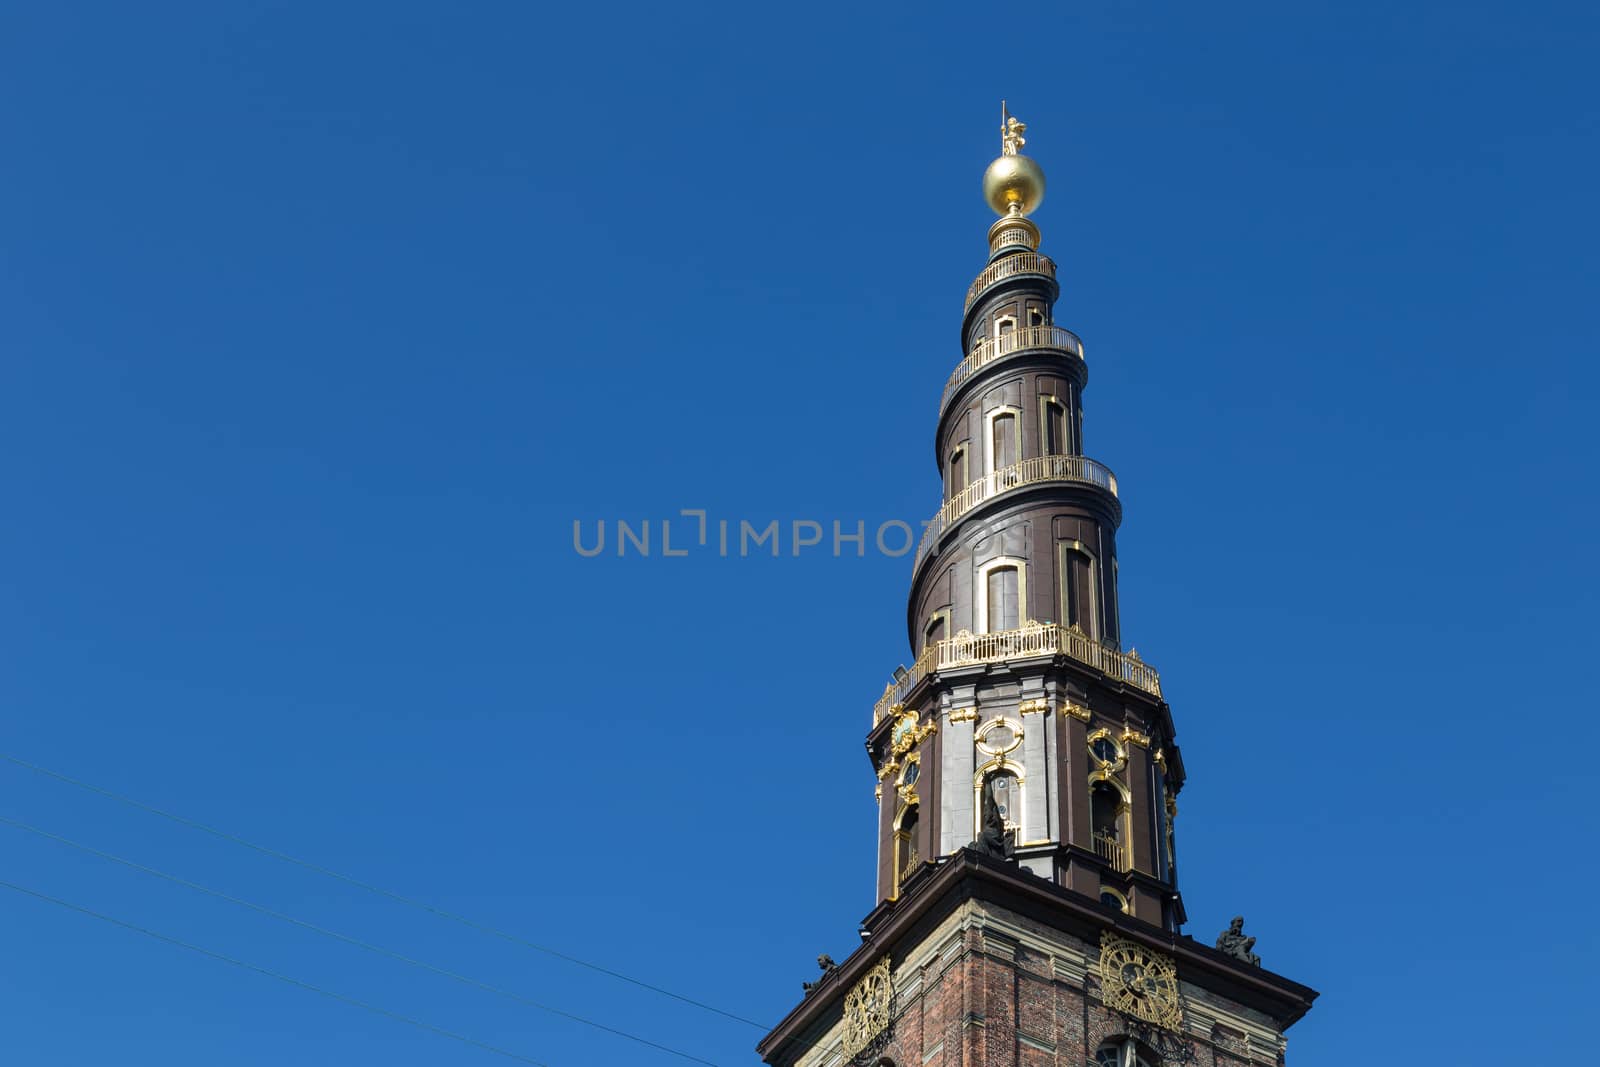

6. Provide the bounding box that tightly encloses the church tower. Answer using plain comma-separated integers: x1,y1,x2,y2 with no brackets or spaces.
758,111,1317,1067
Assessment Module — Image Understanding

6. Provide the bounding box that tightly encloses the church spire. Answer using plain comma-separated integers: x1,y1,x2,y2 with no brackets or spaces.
758,110,1317,1067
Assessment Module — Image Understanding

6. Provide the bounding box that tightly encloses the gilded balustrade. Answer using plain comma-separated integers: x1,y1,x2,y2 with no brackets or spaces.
871,620,1163,722
1093,831,1127,872
913,454,1118,568
964,252,1056,312
941,324,1084,409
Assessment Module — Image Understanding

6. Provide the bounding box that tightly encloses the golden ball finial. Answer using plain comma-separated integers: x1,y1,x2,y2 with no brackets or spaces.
983,102,1046,217
983,153,1046,217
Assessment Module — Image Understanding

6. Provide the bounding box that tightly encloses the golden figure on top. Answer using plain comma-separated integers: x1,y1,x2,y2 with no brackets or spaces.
1001,102,1027,156
983,101,1045,217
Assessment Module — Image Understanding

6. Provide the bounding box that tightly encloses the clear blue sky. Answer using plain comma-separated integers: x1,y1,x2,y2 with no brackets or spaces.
2,3,1596,1065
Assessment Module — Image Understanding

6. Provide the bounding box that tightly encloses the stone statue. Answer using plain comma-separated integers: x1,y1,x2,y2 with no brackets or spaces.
801,953,838,995
1214,916,1261,966
973,789,1015,860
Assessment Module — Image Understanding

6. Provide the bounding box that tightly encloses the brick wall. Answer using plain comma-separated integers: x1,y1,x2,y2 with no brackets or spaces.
792,899,1287,1067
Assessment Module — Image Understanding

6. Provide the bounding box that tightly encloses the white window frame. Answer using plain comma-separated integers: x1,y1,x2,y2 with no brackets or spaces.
947,443,969,500
976,555,1027,634
1038,394,1067,456
983,405,1022,476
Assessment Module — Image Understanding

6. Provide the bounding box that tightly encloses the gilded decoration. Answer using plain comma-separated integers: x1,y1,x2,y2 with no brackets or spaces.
891,708,936,758
1120,728,1152,748
896,752,922,805
1087,728,1127,774
1064,701,1092,722
840,957,893,1061
975,717,1023,756
949,706,978,725
876,707,934,794
1098,933,1183,1031
983,103,1044,217
1001,104,1027,155
1018,698,1048,716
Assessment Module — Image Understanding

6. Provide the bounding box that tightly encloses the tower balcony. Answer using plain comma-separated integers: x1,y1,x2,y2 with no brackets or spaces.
914,454,1120,570
941,323,1084,411
871,620,1163,722
1093,831,1128,872
964,251,1056,313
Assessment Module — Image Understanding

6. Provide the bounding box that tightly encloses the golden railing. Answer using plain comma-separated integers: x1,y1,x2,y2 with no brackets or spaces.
871,621,1163,721
914,454,1118,567
1093,831,1127,871
964,252,1056,312
942,324,1084,409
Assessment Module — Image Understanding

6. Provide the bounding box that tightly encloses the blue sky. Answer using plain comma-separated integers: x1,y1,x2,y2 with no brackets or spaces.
2,2,1597,1064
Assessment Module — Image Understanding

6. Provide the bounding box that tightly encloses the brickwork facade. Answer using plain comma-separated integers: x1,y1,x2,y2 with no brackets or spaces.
783,897,1289,1067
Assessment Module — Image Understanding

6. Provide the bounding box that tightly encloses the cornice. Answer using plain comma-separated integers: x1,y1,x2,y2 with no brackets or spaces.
757,850,1316,1063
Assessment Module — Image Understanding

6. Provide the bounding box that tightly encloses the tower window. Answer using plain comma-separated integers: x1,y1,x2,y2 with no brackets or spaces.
1099,887,1130,913
1028,305,1045,327
947,444,969,499
1091,780,1128,871
976,768,1022,837
923,610,949,653
986,408,1021,473
976,557,1026,634
1041,397,1067,456
1059,541,1099,639
986,566,1019,632
994,314,1017,337
893,806,920,898
1096,1040,1159,1067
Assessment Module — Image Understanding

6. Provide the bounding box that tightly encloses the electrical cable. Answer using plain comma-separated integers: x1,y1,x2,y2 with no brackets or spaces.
0,877,558,1067
0,814,724,1067
0,751,766,1030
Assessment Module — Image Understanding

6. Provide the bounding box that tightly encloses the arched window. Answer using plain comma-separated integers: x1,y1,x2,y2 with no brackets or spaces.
1095,1039,1160,1067
923,610,949,653
1059,540,1100,639
988,409,1019,472
977,557,1027,634
1040,397,1067,456
893,805,920,898
1091,780,1128,871
947,444,969,499
976,768,1021,838
988,569,1019,633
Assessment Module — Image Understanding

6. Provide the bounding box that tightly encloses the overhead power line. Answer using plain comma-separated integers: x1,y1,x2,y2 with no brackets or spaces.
0,877,557,1067
1,752,766,1030
0,814,724,1067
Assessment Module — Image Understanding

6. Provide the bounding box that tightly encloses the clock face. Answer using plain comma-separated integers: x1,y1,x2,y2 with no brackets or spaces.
1099,936,1182,1030
840,958,893,1060
892,713,917,751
